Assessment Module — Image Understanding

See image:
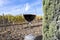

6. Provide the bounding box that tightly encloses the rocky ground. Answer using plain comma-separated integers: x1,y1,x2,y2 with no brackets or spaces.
0,21,42,40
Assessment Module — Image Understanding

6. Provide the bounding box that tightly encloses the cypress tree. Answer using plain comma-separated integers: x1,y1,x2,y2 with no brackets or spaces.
43,0,60,40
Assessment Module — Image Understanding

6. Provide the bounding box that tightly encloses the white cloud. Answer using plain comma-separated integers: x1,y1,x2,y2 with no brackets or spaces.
25,3,30,11
0,0,43,15
3,5,25,15
0,0,10,6
0,0,4,6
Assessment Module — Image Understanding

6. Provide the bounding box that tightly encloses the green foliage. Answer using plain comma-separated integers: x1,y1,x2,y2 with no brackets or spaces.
43,0,60,40
0,14,25,24
15,15,25,23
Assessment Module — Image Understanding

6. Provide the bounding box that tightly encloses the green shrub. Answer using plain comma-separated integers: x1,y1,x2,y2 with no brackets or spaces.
43,0,60,40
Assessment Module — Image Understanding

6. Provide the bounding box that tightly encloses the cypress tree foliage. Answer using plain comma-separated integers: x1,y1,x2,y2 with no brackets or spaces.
43,0,60,40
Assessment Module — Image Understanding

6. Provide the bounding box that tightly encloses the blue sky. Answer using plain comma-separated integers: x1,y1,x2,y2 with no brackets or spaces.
0,0,43,15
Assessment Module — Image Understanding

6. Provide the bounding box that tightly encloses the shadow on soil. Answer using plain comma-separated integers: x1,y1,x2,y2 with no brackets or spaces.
34,35,42,40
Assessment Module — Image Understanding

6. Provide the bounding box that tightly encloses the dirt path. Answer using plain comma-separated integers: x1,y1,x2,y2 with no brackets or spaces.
0,21,42,40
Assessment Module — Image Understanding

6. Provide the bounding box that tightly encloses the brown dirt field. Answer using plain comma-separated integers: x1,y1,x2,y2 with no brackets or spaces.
0,21,42,40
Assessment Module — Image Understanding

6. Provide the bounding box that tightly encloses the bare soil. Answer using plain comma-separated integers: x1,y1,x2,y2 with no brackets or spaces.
0,21,42,40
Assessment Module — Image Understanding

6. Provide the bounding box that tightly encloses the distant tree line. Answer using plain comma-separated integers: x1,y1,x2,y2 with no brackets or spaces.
0,14,25,24
0,14,42,24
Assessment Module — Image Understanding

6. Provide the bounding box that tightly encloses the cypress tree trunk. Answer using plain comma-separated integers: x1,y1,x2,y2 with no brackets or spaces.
43,0,60,40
